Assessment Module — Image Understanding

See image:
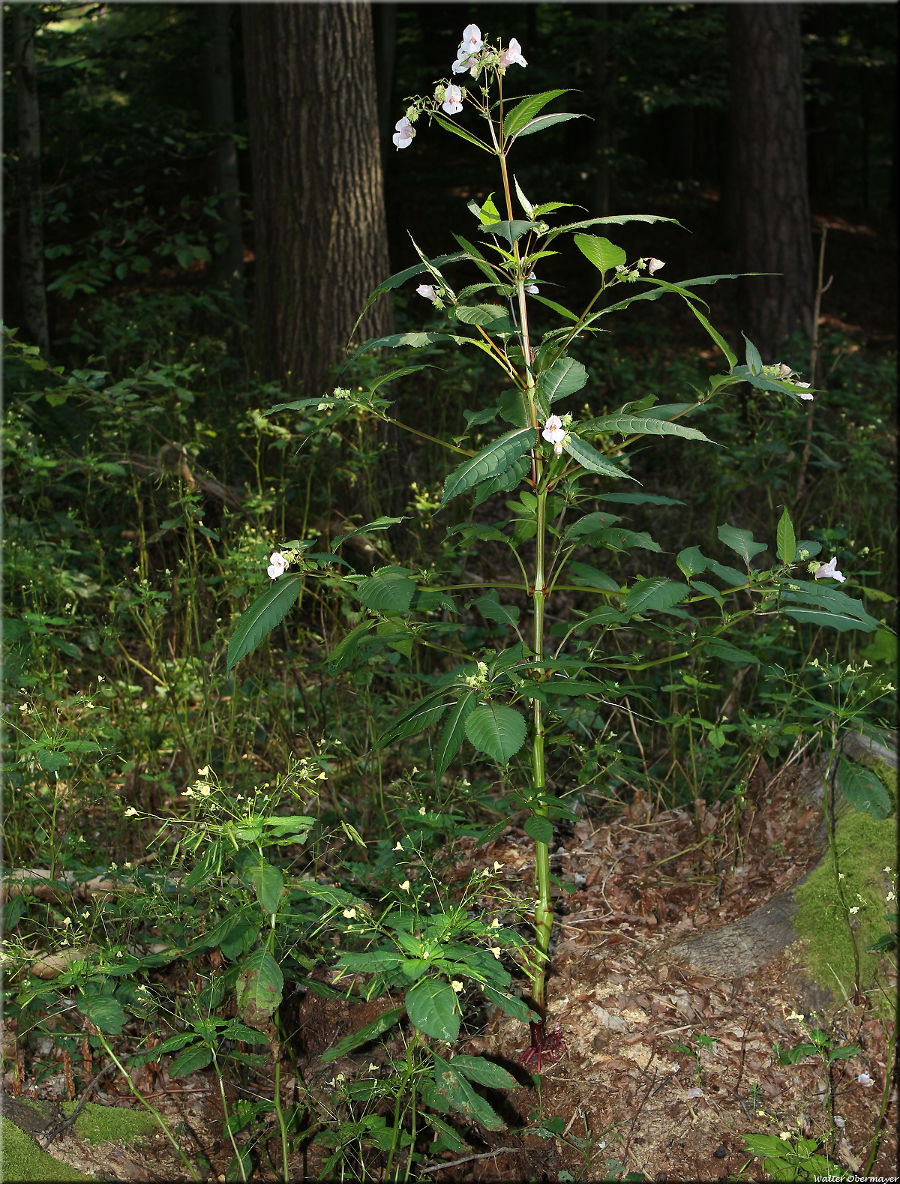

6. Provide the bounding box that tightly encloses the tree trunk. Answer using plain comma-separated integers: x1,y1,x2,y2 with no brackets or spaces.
242,2,392,395
204,3,244,297
13,5,49,357
725,3,814,362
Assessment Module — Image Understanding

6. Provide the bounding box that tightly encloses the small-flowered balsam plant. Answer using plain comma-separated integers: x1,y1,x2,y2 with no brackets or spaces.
228,24,887,1072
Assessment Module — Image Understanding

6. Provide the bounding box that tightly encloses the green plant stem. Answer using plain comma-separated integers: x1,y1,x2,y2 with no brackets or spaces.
211,1049,247,1182
863,1023,896,1176
95,1031,201,1182
272,1049,290,1184
530,488,552,1019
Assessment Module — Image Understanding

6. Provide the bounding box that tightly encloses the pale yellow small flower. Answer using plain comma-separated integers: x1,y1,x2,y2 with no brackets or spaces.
489,946,501,959
124,807,139,818
451,980,464,993
342,908,357,920
779,1132,791,1142
492,861,503,872
400,880,411,892
394,841,404,851
418,806,426,815
491,918,501,928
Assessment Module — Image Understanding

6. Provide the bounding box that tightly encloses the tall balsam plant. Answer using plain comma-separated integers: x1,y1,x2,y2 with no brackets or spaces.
229,26,881,1070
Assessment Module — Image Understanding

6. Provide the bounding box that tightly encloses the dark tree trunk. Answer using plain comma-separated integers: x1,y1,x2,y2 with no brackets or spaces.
372,2,396,174
204,3,244,297
725,3,814,361
242,2,392,395
13,5,49,356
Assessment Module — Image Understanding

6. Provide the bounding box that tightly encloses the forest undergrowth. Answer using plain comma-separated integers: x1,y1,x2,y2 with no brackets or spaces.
2,207,898,1184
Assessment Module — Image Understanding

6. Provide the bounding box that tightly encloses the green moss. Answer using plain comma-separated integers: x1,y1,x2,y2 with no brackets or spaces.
61,1100,158,1145
793,808,897,1008
0,1116,95,1182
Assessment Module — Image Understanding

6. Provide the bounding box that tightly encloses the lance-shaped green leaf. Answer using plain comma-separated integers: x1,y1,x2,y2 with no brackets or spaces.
435,692,476,782
574,233,627,274
320,1006,406,1064
405,978,460,1042
513,112,581,139
702,637,760,665
236,948,284,1032
502,88,571,138
525,814,553,844
475,592,521,629
465,703,527,764
836,758,892,817
328,618,376,671
782,607,878,633
545,212,679,244
78,993,126,1035
450,1055,519,1091
479,219,535,246
354,566,416,614
513,175,534,217
454,304,516,334
717,524,768,566
248,860,284,915
705,557,749,587
563,434,635,481
777,508,797,564
742,332,764,376
452,233,503,286
377,693,451,748
432,112,492,153
625,577,690,615
441,428,533,505
779,580,882,629
426,1056,505,1129
580,413,711,443
537,356,588,404
350,252,467,333
227,574,302,671
677,545,707,578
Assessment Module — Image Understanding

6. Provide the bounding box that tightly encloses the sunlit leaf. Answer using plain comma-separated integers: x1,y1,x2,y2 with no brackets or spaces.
227,574,301,671
441,428,533,505
465,703,527,764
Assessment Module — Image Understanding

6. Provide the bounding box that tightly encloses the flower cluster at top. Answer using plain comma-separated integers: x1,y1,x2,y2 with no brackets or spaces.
392,25,527,150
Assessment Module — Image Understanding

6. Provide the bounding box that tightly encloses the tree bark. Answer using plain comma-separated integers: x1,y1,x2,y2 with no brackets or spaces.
242,2,392,395
204,3,244,297
13,5,50,357
725,3,814,362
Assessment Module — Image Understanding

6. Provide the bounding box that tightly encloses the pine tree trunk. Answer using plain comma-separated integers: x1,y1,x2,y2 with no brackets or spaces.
204,3,243,297
13,6,49,357
726,3,814,362
242,2,392,395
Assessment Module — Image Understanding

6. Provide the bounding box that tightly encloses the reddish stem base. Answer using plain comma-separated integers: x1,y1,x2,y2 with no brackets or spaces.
519,1020,567,1072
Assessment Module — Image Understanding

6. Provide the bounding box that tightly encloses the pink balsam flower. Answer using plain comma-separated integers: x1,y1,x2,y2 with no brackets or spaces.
453,24,482,73
814,556,845,583
267,552,287,580
500,37,527,69
416,284,437,301
542,414,566,456
442,84,463,115
460,23,483,54
392,117,415,150
648,257,665,274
